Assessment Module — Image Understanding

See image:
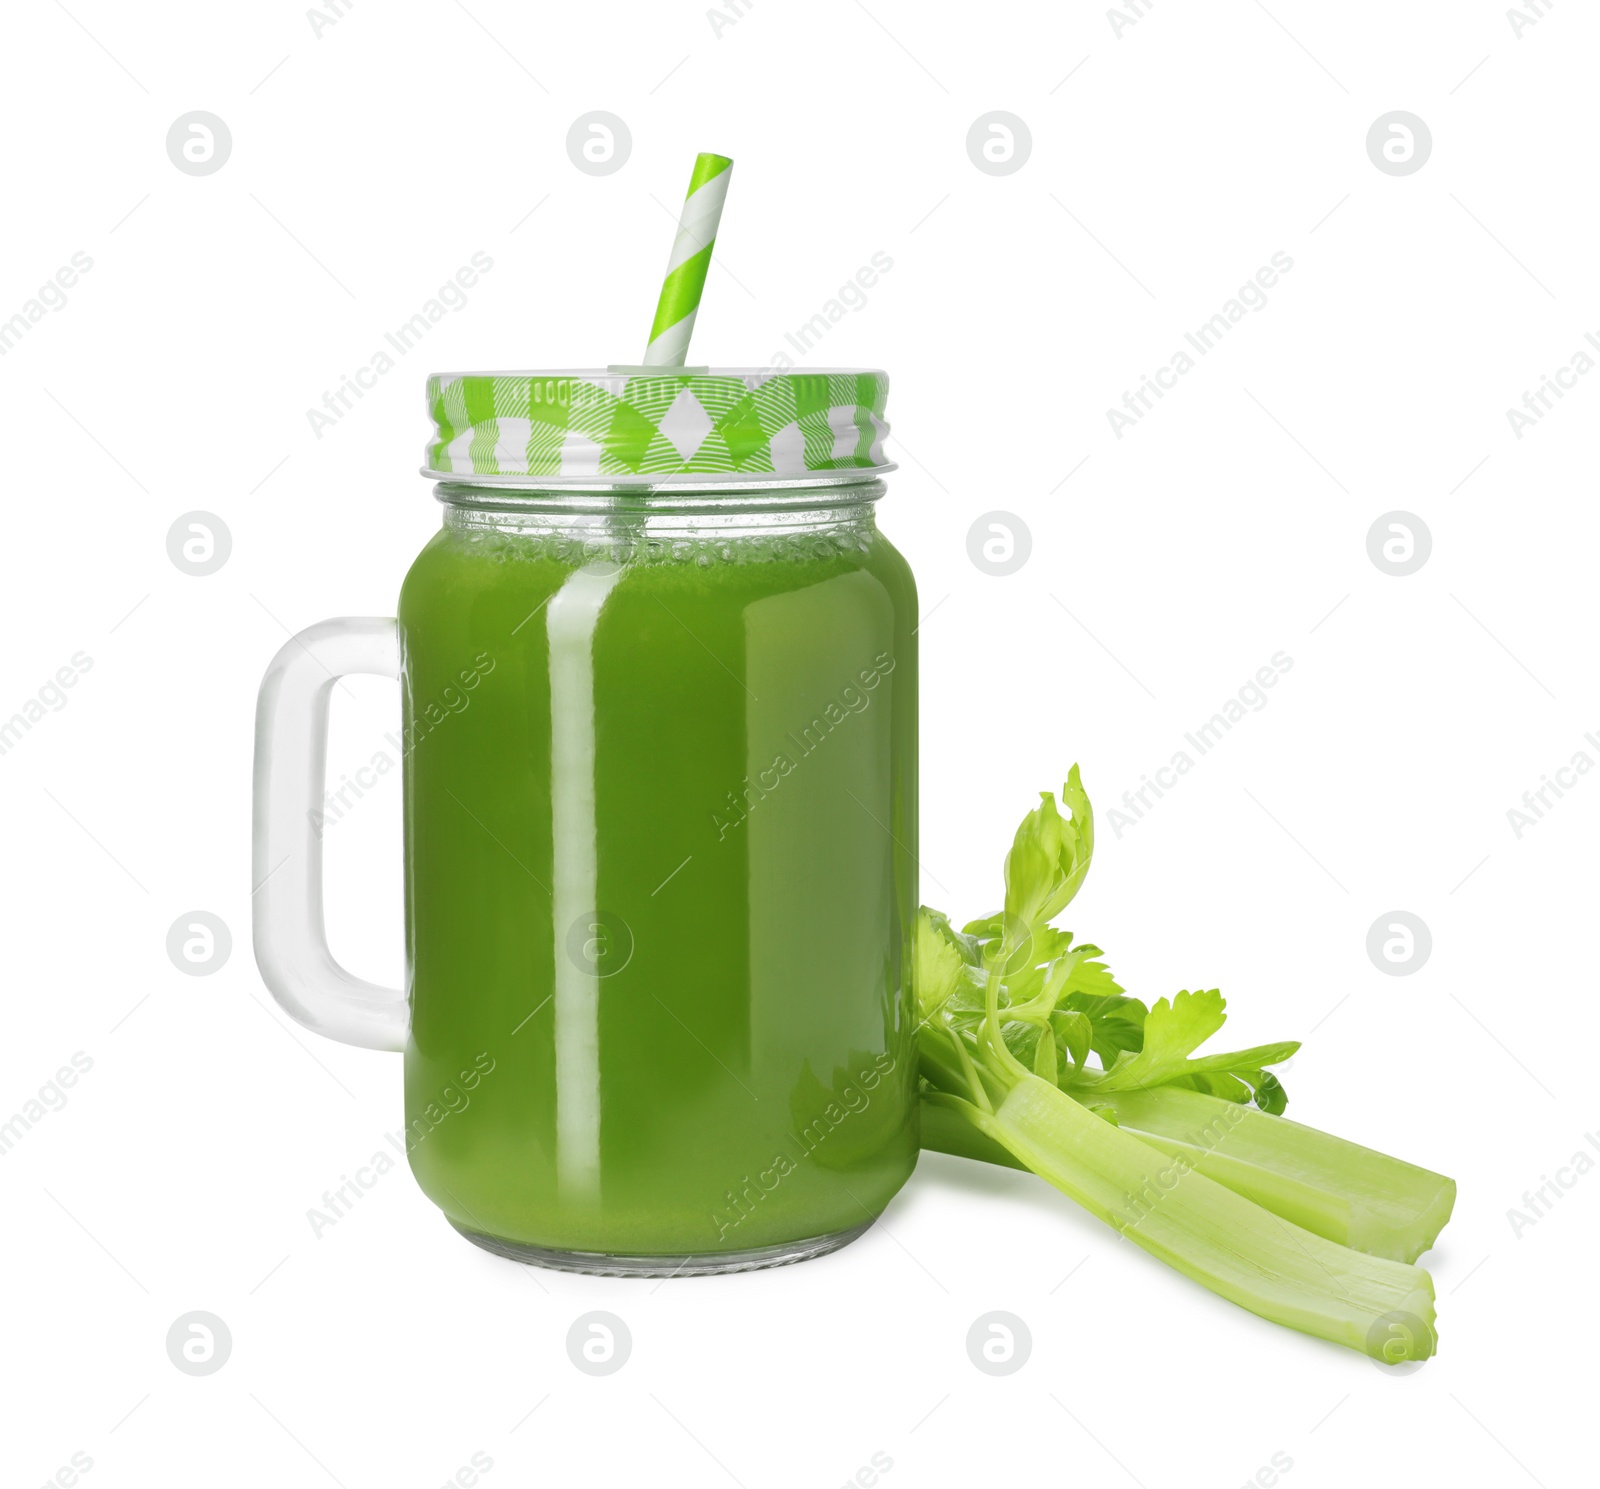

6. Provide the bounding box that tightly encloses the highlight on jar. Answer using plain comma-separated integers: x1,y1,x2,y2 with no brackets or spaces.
251,151,1453,1363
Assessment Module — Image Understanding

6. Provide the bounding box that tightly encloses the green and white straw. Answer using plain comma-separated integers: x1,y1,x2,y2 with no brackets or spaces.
641,152,733,367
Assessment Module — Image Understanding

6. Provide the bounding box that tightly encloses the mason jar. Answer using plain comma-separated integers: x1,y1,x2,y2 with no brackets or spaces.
253,368,918,1273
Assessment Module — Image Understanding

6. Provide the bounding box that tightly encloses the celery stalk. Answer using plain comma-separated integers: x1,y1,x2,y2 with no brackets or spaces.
912,770,1452,1359
921,1098,1027,1170
922,1088,1456,1265
950,1075,1438,1362
1091,1086,1456,1265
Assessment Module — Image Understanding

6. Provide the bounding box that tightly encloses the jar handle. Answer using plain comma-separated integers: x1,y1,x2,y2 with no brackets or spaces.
251,618,408,1052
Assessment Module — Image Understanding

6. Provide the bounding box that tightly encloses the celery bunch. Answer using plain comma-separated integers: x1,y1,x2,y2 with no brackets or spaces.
914,768,1454,1363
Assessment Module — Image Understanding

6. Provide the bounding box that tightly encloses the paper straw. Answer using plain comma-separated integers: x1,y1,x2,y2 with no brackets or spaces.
641,152,733,367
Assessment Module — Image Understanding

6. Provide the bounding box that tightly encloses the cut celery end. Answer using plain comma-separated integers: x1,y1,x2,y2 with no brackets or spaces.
977,1075,1438,1362
921,1098,1028,1171
1093,1087,1456,1264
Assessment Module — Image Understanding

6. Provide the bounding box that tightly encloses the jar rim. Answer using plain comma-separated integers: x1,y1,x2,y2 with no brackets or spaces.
433,477,888,514
423,467,895,492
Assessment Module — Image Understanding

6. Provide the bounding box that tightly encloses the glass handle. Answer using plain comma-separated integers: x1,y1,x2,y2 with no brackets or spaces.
251,617,408,1052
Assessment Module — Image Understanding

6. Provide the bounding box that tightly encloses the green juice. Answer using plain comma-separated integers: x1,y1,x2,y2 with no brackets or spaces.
396,495,919,1261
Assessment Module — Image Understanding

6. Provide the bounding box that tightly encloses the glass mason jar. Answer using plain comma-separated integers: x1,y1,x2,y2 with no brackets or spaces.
253,368,919,1273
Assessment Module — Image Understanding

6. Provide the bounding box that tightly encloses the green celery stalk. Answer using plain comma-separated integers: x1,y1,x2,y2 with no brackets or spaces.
941,1074,1438,1362
912,772,1450,1360
921,1088,1456,1265
921,1098,1027,1170
1089,1086,1456,1265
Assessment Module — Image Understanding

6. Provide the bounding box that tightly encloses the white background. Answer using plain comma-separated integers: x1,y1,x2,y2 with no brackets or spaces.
2,1,1594,1485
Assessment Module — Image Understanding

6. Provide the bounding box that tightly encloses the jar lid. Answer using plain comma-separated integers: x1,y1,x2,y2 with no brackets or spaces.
422,368,891,486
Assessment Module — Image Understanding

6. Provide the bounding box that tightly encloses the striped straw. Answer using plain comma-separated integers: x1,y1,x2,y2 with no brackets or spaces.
641,152,733,367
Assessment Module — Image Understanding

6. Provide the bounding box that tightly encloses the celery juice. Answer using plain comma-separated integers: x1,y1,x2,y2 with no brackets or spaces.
397,491,918,1263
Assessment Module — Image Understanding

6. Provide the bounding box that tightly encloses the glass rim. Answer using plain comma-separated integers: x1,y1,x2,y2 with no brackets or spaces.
431,474,890,513
423,466,895,492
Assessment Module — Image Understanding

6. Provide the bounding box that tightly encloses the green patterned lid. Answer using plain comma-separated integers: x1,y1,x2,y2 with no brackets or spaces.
422,367,891,486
